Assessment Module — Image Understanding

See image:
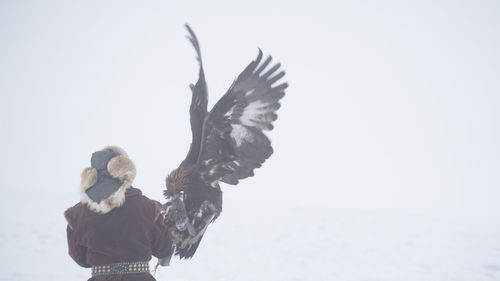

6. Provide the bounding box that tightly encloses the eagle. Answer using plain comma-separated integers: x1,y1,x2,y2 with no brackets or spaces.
163,24,287,259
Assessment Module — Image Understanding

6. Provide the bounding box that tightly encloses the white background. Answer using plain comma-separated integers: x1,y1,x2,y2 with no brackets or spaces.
0,1,499,280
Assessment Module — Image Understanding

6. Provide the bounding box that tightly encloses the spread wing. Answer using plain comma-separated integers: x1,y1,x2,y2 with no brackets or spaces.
180,24,208,167
196,50,287,186
165,25,286,260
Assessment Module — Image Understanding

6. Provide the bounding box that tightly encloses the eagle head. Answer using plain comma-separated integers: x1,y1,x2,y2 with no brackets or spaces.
165,167,192,197
165,166,221,210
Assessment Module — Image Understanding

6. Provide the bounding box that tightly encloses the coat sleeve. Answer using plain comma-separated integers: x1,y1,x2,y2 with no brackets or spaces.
65,208,91,268
150,201,175,263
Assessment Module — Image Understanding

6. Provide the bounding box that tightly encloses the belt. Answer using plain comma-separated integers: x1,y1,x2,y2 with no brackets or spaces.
91,261,150,277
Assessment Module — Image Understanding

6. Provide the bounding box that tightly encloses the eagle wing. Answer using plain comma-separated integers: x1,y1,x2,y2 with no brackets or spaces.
180,24,208,167
164,25,211,260
164,26,286,260
196,50,287,186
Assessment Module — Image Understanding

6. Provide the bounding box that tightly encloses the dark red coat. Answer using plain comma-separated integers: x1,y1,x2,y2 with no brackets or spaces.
65,187,173,281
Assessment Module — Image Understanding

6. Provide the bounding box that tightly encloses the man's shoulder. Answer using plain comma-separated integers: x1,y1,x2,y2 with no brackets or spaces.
127,188,164,221
128,187,161,204
65,202,82,215
64,202,84,228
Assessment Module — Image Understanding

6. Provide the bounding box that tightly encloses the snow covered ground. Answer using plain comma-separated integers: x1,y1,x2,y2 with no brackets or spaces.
1,187,499,281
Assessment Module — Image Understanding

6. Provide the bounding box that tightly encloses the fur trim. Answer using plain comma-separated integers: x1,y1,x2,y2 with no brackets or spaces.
79,146,136,214
80,181,130,214
108,155,136,184
80,168,98,191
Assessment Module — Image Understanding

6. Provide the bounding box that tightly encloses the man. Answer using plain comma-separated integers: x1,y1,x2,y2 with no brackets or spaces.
64,146,173,281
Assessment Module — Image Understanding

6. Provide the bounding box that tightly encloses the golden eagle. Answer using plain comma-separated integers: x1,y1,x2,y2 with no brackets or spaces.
163,25,287,259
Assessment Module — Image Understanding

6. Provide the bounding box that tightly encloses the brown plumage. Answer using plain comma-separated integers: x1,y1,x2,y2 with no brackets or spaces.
163,24,287,259
165,167,191,195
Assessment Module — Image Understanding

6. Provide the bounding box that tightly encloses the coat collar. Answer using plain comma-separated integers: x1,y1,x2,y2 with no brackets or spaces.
125,187,142,198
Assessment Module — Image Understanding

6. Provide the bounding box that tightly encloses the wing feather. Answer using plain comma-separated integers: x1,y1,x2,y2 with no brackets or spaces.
196,50,287,185
180,24,208,167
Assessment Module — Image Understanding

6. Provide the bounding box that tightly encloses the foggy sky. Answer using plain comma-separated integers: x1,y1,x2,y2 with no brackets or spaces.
0,0,499,220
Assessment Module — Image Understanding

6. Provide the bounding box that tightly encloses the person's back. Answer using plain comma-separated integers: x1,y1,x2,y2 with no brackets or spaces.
65,146,173,281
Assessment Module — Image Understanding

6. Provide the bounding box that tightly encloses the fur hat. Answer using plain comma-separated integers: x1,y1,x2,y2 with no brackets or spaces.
80,146,136,214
